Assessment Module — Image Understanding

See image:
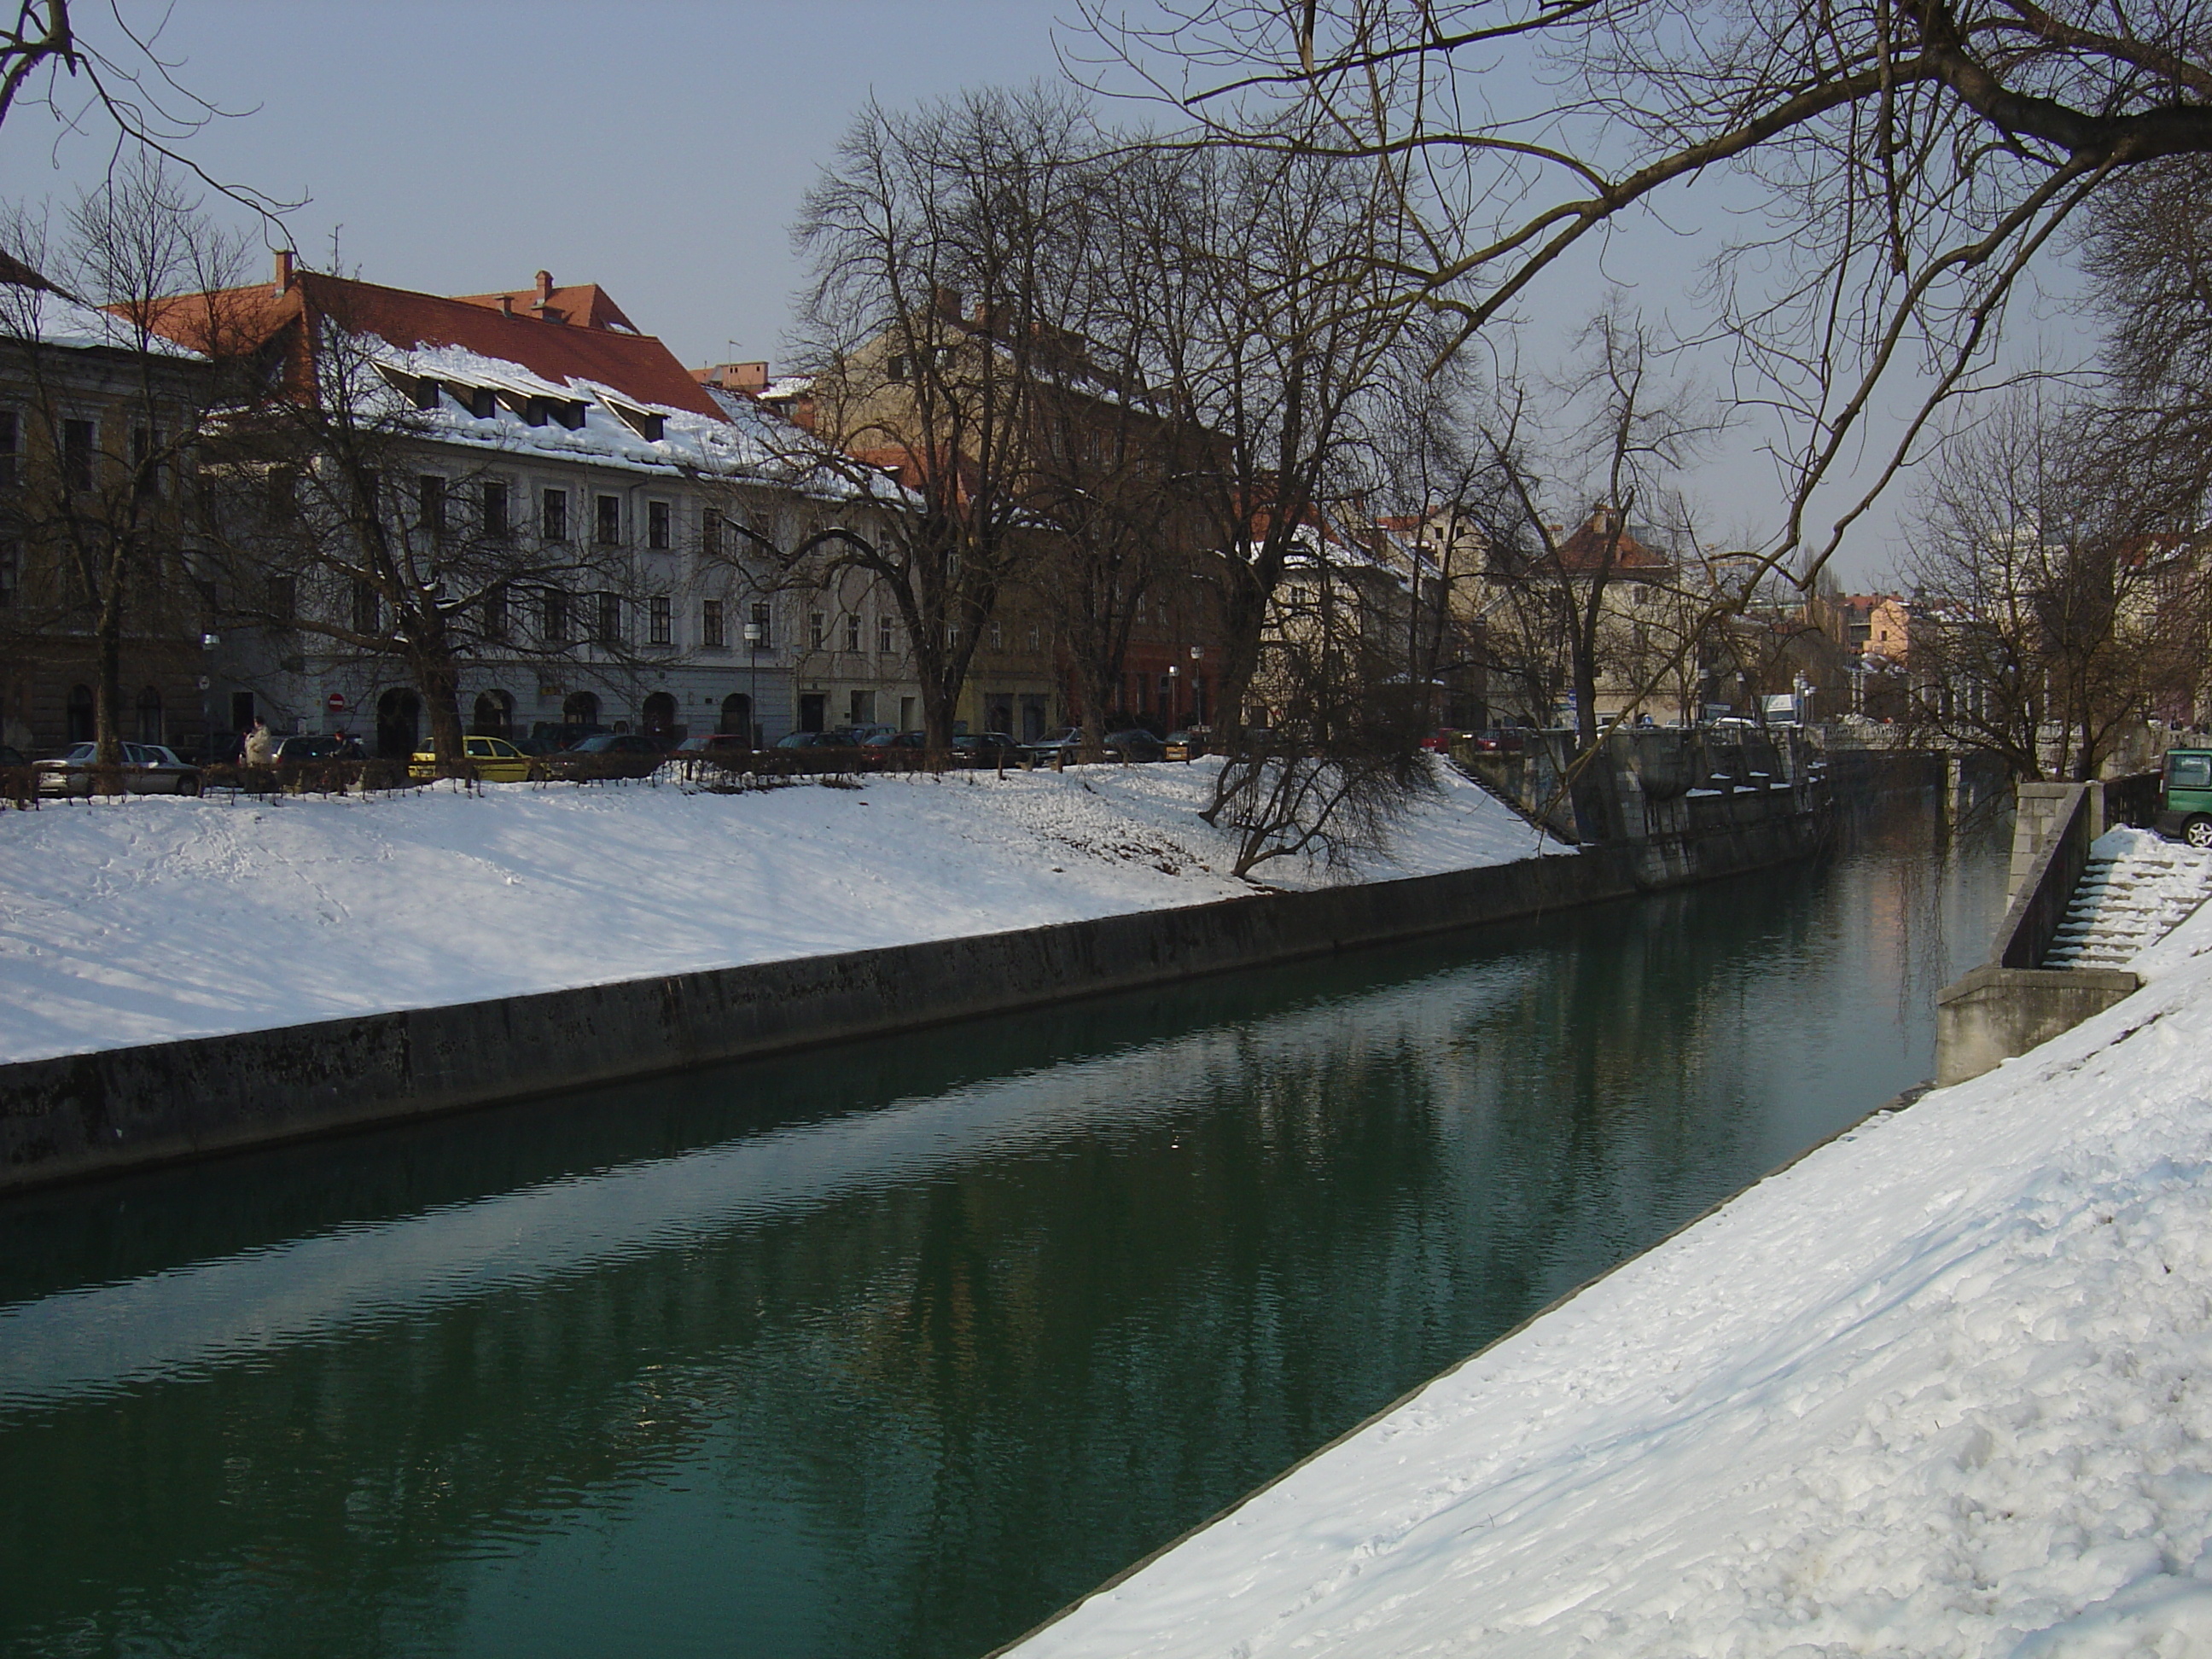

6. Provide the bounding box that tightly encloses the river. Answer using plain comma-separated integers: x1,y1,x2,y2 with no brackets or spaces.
0,787,2009,1659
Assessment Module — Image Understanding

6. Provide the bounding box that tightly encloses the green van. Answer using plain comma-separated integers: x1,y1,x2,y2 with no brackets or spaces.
2158,748,2212,847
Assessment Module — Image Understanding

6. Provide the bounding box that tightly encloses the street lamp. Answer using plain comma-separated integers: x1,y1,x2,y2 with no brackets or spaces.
1167,662,1180,725
1189,645,1204,726
742,619,762,747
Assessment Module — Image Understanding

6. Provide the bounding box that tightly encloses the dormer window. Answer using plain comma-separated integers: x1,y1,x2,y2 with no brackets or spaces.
550,401,586,431
454,385,496,419
606,402,666,443
412,378,441,411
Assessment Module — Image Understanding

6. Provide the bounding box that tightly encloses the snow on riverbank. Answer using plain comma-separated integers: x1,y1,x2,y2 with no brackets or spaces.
0,758,1551,1066
1011,873,2212,1658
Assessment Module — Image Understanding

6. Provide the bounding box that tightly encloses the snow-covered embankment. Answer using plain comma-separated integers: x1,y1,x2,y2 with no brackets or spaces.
1008,834,2212,1659
0,760,1553,1067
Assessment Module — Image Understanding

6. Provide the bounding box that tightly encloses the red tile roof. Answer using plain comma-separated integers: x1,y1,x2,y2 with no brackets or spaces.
1553,509,1671,573
452,279,641,335
143,266,724,420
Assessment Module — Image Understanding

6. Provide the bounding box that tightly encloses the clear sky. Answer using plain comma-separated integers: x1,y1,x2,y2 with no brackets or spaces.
9,1,1071,372
7,1,2087,584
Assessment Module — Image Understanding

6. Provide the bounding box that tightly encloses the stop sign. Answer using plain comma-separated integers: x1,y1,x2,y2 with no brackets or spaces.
325,692,347,714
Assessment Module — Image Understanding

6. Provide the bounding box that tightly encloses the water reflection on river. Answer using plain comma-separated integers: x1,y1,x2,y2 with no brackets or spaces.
0,791,2009,1659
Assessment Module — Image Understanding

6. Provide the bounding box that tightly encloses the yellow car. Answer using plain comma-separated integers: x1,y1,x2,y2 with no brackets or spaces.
407,735,538,783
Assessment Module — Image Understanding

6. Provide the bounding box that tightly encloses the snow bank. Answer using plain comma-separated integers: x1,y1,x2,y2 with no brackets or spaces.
0,759,1551,1066
1011,866,2212,1658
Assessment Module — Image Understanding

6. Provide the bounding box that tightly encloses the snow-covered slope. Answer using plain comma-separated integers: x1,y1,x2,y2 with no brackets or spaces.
1010,868,2212,1658
0,759,1552,1066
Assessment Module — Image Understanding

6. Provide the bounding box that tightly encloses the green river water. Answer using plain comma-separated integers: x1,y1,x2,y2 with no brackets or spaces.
0,791,2010,1658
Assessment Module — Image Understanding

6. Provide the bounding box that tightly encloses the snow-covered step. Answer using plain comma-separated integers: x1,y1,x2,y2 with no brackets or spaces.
2041,829,2212,968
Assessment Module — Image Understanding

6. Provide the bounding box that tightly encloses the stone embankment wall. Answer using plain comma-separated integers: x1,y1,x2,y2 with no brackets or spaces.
1,742,1829,1195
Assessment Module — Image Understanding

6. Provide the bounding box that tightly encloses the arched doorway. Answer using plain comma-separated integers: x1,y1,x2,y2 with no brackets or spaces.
375,689,422,759
562,690,599,727
135,686,164,744
719,692,752,740
641,690,678,742
66,684,94,743
469,690,514,738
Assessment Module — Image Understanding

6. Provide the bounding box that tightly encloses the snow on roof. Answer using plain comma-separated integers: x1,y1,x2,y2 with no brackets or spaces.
1,279,201,359
364,339,864,495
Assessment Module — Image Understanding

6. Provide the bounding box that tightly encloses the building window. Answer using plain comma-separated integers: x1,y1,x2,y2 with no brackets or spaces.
701,509,722,557
1028,624,1041,653
542,589,568,645
596,494,621,545
0,410,17,488
542,488,569,541
649,595,672,645
845,612,861,652
648,500,671,550
417,474,447,535
878,614,894,654
352,579,381,637
702,598,725,648
810,610,826,649
596,591,621,647
485,584,509,643
135,685,163,744
991,620,1004,650
482,480,510,538
62,418,95,492
266,575,296,625
0,539,16,608
750,602,772,649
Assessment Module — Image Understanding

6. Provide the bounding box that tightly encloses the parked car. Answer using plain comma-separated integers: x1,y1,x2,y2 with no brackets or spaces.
1022,727,1086,761
275,732,364,763
0,745,26,769
527,721,612,751
2158,748,2212,847
774,731,859,750
538,733,664,778
1163,728,1209,760
407,735,538,783
840,724,899,748
952,731,1026,764
1102,728,1167,761
35,742,202,795
1467,728,1527,755
864,730,930,750
674,733,754,757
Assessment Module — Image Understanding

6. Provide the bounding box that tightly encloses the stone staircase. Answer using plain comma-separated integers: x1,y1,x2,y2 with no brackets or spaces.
2042,830,2212,969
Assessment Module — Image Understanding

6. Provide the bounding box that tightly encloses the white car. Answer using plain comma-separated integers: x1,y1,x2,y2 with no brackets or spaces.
34,742,203,796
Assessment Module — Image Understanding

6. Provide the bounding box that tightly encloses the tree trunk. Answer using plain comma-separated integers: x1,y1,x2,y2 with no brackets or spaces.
417,654,465,765
95,584,126,769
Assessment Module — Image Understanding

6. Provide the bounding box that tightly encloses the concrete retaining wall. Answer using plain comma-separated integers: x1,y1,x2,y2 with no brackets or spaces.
0,801,1828,1196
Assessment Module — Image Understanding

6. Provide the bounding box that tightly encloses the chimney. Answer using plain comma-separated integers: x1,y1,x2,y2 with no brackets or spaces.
273,249,294,294
498,294,514,318
931,285,963,322
534,270,555,306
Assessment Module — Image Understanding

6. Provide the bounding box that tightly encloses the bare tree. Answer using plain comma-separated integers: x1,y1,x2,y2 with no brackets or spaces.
1469,310,1727,748
1900,387,2206,777
787,84,1112,749
1144,140,1431,739
0,158,251,764
1072,1,2212,592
